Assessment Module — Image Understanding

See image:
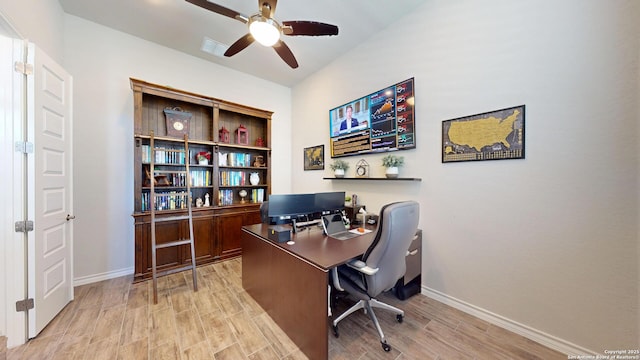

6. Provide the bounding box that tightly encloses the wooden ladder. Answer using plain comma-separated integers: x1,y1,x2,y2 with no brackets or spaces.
149,131,198,304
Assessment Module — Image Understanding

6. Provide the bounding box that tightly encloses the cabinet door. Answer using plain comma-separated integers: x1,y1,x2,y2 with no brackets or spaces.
145,220,183,274
190,216,217,263
218,213,244,258
216,209,261,258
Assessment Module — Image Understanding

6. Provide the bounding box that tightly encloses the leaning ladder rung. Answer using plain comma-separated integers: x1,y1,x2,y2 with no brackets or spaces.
153,191,189,197
155,265,195,278
153,170,187,175
153,215,190,223
155,239,193,249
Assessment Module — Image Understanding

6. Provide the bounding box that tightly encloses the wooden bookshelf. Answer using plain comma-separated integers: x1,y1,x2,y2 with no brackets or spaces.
131,78,271,281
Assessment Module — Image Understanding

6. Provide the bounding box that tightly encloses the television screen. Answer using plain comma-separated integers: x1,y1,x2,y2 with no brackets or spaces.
329,78,415,158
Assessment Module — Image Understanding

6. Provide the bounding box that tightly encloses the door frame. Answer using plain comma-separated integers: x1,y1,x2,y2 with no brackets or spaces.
0,35,28,348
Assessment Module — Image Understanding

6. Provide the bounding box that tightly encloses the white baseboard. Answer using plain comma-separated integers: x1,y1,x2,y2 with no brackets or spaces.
421,286,597,356
73,267,134,286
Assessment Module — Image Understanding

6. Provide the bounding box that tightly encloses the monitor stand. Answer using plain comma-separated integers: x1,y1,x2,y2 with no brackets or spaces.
291,218,321,233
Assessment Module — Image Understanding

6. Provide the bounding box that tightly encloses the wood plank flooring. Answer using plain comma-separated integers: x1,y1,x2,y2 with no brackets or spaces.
6,258,565,359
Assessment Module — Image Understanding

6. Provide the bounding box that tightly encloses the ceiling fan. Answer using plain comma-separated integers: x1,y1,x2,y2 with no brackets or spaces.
186,0,339,68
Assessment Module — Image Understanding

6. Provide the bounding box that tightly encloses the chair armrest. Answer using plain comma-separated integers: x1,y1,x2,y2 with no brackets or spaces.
347,259,379,275
331,268,344,291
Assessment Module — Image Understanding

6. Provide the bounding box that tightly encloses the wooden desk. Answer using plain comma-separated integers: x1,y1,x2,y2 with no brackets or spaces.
241,223,374,360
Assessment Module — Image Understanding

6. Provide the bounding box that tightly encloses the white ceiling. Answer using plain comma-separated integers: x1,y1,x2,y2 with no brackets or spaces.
58,0,428,87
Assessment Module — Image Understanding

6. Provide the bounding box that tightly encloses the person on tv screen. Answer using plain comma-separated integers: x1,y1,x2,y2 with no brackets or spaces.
339,105,359,133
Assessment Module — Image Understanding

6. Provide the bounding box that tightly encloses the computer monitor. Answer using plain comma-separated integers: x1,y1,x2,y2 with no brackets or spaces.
314,191,346,213
267,191,346,221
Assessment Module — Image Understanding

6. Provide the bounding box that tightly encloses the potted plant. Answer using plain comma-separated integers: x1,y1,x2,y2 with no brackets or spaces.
381,154,404,178
329,159,349,178
196,151,211,165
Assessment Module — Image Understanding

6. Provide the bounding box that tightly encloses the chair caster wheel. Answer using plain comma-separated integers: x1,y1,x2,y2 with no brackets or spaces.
396,314,403,323
332,325,339,338
381,341,391,352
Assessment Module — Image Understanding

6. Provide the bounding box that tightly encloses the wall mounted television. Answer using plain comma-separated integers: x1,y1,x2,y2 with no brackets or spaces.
329,78,415,158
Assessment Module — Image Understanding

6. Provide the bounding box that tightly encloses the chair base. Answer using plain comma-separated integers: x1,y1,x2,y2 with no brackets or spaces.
332,298,404,351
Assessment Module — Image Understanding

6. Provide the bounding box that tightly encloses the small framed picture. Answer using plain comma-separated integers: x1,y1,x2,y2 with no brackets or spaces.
304,145,324,170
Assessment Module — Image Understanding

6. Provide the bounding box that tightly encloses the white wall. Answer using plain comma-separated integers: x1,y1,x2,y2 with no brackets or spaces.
0,0,64,64
292,0,639,353
63,15,292,283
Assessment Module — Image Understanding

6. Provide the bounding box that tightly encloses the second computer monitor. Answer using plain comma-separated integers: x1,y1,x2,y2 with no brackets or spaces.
267,191,345,220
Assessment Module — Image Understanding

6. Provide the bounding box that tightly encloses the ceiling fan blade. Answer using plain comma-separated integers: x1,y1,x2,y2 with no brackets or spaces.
224,34,255,57
282,21,339,36
273,40,299,68
259,0,278,18
186,0,248,23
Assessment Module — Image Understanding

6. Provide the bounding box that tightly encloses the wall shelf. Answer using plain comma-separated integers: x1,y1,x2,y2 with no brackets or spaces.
323,177,422,181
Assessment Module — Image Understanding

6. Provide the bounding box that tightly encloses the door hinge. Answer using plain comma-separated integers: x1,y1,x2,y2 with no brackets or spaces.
15,141,34,154
14,61,33,75
16,298,34,312
15,220,34,233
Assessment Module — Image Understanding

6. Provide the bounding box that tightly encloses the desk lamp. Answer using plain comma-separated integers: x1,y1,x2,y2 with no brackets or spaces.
359,207,367,227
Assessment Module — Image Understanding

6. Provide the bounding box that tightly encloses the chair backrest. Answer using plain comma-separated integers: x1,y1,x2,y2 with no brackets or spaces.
260,201,269,223
362,201,420,297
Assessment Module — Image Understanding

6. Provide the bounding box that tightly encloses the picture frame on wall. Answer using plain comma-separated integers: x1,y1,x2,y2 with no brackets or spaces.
442,105,525,163
304,145,324,170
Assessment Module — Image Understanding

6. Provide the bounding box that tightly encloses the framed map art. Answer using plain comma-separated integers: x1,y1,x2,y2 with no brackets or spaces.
442,105,525,163
304,145,324,170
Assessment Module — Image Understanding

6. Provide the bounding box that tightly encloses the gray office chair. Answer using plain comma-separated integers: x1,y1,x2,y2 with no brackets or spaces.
331,200,420,352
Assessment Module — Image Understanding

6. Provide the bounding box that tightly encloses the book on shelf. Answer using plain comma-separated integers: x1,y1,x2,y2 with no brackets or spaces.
218,189,234,206
141,191,190,211
219,152,253,167
189,170,211,187
217,188,264,206
219,170,247,186
142,145,187,164
251,188,265,203
146,169,211,187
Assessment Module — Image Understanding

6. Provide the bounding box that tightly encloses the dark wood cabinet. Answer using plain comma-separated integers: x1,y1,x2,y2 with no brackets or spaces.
131,79,271,281
216,206,263,259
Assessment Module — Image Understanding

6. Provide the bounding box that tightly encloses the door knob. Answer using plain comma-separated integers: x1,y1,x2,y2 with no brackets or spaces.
66,214,76,221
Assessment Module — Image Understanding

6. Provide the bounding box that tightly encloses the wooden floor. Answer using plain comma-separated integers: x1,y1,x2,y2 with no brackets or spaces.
6,258,565,360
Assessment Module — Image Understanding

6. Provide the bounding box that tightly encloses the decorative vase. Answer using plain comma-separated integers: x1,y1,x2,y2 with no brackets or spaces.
250,172,260,185
385,166,399,178
198,159,208,165
334,169,345,178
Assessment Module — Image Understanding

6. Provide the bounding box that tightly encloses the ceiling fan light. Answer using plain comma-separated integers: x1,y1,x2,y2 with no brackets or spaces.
249,17,281,46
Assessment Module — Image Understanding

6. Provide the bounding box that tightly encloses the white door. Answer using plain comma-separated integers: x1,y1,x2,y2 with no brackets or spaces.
1,34,29,348
26,42,74,338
